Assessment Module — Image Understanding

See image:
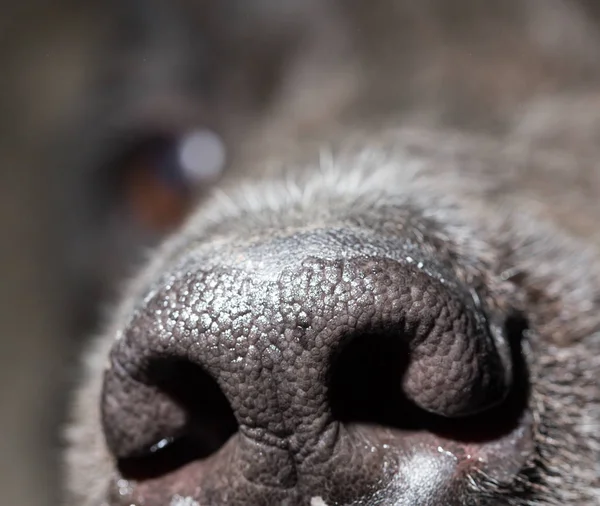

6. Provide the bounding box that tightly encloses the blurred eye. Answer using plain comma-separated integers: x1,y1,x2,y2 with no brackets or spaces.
113,128,226,232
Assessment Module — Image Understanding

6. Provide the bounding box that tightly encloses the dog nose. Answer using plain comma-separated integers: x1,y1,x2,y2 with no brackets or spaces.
101,230,513,503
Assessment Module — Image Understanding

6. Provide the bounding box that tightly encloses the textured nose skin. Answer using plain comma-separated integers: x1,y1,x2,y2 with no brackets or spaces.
102,230,512,500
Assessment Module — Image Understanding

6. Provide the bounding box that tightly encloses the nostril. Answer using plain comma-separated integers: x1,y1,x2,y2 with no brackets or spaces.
145,358,238,453
117,434,212,481
104,357,238,480
329,329,414,427
327,258,517,426
329,313,528,443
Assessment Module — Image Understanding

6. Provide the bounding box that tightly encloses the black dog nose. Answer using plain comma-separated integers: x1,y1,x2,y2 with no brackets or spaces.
101,230,513,501
103,231,512,454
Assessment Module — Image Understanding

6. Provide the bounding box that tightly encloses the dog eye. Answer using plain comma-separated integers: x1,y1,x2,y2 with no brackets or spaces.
109,128,226,232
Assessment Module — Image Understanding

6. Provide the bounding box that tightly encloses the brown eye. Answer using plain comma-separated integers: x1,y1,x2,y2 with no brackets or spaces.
115,129,226,232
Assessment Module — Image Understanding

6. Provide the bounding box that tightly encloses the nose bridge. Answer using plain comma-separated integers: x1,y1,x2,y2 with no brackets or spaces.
200,256,349,438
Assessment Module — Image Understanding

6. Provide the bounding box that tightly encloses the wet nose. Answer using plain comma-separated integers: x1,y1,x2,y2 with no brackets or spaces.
101,232,512,501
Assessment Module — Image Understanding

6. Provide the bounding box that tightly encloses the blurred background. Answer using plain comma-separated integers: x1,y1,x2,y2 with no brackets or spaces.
3,1,600,505
0,2,229,505
0,2,344,504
